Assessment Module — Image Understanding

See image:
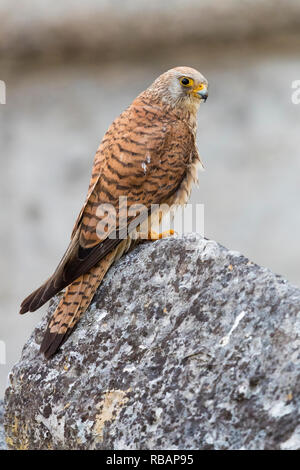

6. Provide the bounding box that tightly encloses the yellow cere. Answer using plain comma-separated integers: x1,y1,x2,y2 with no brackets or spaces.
193,83,205,92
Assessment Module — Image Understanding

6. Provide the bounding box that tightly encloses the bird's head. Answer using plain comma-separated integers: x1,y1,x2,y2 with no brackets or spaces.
147,66,208,113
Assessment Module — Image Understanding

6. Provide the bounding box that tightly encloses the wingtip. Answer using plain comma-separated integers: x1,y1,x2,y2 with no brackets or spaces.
19,294,35,314
19,292,38,315
19,279,57,316
19,304,28,315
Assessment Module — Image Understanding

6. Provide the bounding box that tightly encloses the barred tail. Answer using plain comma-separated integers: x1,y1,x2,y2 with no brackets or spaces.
40,255,114,359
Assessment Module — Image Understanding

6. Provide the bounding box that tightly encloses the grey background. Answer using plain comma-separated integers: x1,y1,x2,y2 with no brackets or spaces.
0,0,300,398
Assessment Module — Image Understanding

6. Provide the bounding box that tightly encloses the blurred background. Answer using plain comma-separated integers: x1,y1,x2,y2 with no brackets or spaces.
1,0,300,397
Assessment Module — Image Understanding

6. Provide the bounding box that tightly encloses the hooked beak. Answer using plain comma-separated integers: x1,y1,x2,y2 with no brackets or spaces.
198,89,208,102
193,84,208,102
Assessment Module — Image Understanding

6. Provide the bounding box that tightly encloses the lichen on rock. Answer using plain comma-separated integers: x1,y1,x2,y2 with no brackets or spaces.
4,234,300,449
0,400,6,450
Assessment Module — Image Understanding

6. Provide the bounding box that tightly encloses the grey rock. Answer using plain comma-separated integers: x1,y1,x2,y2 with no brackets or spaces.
0,400,7,450
4,235,300,450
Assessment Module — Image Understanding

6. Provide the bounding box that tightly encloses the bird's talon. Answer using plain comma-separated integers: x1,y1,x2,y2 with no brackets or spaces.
159,229,176,239
147,229,176,241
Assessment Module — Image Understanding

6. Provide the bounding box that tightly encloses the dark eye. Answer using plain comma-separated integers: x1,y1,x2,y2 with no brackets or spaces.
179,77,194,87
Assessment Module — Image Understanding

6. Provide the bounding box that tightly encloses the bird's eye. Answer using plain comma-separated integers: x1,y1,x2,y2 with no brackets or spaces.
180,77,193,87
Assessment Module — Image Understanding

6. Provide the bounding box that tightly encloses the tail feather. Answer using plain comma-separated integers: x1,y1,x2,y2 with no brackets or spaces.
40,277,85,358
40,254,115,359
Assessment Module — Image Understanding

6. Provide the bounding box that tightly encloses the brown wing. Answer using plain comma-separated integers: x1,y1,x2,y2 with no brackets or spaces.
20,97,194,313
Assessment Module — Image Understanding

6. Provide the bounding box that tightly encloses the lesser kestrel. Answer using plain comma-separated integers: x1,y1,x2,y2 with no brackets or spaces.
20,66,208,358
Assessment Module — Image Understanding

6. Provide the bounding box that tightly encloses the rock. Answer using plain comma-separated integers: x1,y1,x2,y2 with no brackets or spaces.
4,234,300,450
0,400,7,450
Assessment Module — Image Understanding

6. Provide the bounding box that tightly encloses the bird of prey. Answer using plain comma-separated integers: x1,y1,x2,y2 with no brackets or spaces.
20,66,208,358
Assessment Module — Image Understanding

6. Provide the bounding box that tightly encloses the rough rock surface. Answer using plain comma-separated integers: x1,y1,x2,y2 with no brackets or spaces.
4,235,300,450
0,401,6,450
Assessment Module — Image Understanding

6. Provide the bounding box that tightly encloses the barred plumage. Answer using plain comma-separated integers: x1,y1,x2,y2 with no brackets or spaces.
20,66,208,358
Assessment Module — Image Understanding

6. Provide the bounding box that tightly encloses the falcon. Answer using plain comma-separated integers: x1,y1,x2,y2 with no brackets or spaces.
20,66,208,358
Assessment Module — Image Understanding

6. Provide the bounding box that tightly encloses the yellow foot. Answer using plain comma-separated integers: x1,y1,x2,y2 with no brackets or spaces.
148,229,175,241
